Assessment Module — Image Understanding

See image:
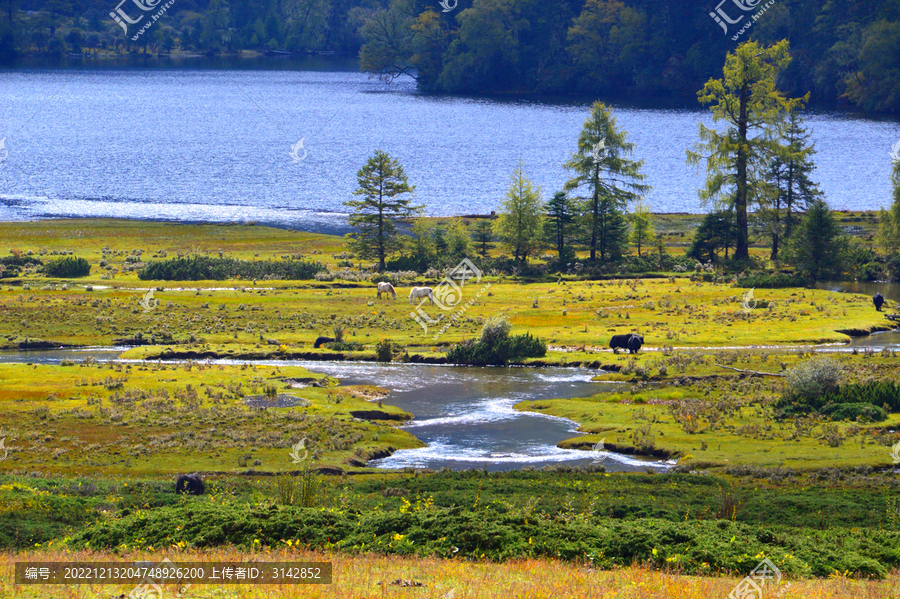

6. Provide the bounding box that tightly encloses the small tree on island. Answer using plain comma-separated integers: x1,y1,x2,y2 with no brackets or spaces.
564,101,647,262
687,40,806,263
344,150,421,270
494,165,544,263
785,199,847,283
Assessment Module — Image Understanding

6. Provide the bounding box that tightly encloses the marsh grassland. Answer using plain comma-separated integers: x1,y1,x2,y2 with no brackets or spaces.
2,218,900,595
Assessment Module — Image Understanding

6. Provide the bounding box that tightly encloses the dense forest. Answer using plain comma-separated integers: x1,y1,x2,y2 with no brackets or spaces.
1,0,899,111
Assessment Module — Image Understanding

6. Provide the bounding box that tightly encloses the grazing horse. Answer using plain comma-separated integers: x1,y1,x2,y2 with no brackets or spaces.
409,286,435,305
874,292,885,311
377,282,397,299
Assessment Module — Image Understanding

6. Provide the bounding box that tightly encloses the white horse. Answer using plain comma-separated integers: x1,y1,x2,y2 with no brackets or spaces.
376,282,397,299
409,286,435,305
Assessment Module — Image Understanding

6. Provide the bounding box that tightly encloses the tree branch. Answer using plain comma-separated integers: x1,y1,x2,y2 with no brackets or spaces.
713,363,785,377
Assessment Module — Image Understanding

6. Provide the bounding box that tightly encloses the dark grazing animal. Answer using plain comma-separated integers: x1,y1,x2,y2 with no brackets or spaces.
627,334,644,354
610,333,643,354
175,474,205,495
314,336,335,348
874,293,885,311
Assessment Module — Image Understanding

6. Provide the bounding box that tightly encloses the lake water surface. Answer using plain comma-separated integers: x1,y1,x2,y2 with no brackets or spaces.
1,57,899,233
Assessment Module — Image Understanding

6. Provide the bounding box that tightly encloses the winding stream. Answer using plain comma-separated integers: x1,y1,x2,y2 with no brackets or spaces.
0,347,670,472
4,286,899,475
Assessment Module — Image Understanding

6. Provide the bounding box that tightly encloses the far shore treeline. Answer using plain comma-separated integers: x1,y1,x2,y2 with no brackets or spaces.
2,0,899,112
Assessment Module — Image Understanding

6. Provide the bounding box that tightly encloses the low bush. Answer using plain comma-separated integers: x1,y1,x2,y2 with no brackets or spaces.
376,339,394,362
69,500,894,577
42,256,90,277
777,380,900,422
324,341,365,351
784,357,843,402
479,316,512,345
1,255,43,268
734,273,808,288
448,332,546,366
780,381,900,413
138,256,326,280
818,402,887,422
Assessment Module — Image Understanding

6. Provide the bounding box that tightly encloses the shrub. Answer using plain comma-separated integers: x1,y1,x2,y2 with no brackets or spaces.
1,255,43,268
780,381,900,414
43,256,90,278
376,339,394,362
734,272,808,288
819,402,887,422
784,357,843,401
479,316,512,346
138,256,325,280
447,332,546,366
324,341,364,351
776,380,900,422
68,500,893,578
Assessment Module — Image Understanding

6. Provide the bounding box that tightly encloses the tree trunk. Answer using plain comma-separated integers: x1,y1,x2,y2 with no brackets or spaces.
734,83,750,262
590,181,599,262
378,181,385,271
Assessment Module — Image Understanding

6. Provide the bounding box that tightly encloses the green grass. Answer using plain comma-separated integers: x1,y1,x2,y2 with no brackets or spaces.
520,351,900,469
0,362,420,477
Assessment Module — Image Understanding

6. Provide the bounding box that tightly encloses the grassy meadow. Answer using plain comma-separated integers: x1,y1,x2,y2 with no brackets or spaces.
4,548,896,599
2,217,900,593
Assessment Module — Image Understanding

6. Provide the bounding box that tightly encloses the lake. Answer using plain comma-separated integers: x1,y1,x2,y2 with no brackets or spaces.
1,56,899,234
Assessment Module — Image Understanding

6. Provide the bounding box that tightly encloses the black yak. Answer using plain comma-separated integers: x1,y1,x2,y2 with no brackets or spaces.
627,334,644,354
175,474,205,495
314,336,335,348
610,333,643,354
